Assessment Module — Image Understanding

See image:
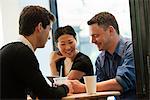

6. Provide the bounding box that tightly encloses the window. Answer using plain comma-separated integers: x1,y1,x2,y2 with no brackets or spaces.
56,0,132,73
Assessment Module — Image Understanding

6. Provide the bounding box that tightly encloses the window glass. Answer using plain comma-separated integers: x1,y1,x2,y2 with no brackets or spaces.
57,0,132,73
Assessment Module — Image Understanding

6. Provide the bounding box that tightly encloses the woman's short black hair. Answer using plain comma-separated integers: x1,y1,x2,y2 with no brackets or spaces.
54,25,76,43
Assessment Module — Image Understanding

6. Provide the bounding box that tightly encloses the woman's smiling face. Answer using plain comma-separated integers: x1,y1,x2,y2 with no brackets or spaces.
57,34,77,58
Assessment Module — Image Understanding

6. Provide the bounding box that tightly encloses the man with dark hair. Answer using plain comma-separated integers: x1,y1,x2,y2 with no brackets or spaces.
0,5,72,99
70,12,136,99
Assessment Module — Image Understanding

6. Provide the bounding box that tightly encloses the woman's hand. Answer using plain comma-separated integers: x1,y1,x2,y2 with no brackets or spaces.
49,51,65,76
50,51,65,64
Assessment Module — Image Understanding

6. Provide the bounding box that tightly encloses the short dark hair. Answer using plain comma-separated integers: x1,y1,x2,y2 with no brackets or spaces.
54,25,76,43
87,12,120,34
19,5,55,36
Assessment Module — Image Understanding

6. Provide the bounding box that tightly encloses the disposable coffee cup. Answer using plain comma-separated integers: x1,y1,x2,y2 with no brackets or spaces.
83,76,96,94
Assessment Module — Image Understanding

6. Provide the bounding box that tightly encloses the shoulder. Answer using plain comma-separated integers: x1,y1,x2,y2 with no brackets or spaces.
71,52,94,74
1,42,29,53
1,42,34,58
75,52,91,61
117,37,134,59
73,52,93,66
1,42,29,50
120,37,133,49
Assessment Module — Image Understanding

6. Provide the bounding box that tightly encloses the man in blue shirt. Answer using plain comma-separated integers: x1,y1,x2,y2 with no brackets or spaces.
70,12,136,99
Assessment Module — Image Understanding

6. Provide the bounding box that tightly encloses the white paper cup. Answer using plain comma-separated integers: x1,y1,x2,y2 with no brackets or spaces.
83,76,96,94
53,77,67,85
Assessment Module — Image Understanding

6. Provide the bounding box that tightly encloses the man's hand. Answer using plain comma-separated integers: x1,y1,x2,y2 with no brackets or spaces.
64,80,74,95
69,80,86,93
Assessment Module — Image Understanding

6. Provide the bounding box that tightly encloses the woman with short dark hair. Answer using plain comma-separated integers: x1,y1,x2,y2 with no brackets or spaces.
50,25,94,83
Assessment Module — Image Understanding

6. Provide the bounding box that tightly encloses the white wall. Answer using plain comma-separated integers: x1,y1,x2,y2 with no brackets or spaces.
0,0,20,48
0,0,53,83
0,1,3,47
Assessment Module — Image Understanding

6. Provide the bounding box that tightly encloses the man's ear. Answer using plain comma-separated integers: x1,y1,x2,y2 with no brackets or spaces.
36,22,42,32
108,26,115,36
109,26,114,33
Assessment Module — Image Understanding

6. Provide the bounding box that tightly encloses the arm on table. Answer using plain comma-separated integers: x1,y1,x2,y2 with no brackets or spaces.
96,78,123,92
70,78,123,94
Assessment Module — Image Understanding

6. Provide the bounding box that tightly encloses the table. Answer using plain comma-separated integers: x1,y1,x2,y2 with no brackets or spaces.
62,91,121,100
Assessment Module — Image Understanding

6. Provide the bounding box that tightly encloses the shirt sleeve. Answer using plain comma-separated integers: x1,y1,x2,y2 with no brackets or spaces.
116,44,136,92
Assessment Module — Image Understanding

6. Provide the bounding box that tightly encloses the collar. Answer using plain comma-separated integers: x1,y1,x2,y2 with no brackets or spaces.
18,35,34,52
114,36,131,58
100,36,132,58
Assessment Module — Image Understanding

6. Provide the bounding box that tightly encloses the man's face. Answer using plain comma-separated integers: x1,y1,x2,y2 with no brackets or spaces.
89,24,111,51
37,22,52,48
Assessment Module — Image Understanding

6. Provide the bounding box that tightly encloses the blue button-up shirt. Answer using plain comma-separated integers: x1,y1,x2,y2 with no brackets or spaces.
95,37,136,95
